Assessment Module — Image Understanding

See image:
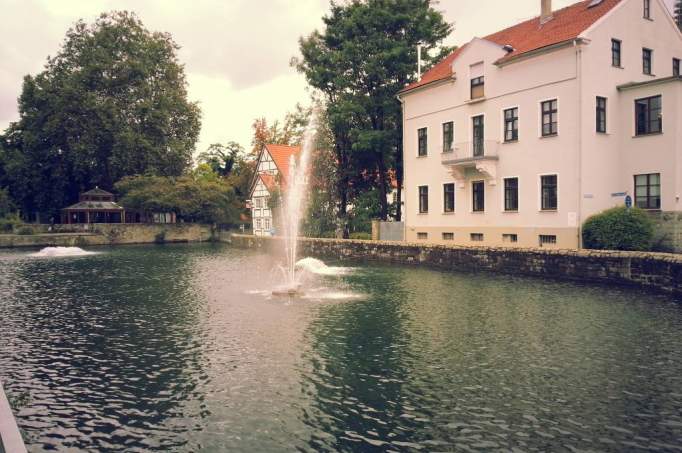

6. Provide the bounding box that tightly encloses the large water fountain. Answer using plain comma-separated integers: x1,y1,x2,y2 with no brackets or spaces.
272,108,319,296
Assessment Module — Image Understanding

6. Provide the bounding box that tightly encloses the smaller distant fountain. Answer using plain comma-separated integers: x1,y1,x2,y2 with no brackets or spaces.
271,108,319,296
29,247,98,258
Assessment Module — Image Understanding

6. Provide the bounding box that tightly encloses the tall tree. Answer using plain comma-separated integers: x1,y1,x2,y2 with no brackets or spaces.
296,0,451,224
3,11,201,220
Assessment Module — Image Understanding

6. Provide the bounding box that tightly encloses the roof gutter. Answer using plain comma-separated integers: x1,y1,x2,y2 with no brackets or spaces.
617,76,682,91
397,75,456,99
494,38,589,68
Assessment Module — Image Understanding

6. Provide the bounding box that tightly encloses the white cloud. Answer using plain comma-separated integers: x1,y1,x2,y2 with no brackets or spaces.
0,0,677,155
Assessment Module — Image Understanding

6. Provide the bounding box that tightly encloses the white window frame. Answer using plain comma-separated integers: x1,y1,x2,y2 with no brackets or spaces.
442,181,456,214
442,121,455,153
471,179,485,213
500,105,520,143
501,176,520,213
417,127,428,157
417,185,429,214
538,97,560,138
538,172,559,212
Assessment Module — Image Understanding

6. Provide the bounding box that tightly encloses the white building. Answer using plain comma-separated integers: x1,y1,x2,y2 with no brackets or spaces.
249,144,300,236
399,0,682,249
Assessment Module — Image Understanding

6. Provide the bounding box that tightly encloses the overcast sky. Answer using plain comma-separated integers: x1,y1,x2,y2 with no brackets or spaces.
0,0,675,153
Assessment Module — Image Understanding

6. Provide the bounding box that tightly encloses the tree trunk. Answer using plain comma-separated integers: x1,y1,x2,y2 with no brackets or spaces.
377,153,388,221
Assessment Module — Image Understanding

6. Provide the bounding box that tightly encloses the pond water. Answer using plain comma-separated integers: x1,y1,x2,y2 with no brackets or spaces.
1,243,681,452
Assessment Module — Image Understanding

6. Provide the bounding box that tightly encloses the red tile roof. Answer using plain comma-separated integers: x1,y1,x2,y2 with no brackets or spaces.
264,144,301,182
259,173,279,192
401,0,621,93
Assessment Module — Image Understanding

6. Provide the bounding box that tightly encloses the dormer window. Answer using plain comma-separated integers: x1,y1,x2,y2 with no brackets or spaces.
471,77,485,99
470,62,485,99
643,0,651,19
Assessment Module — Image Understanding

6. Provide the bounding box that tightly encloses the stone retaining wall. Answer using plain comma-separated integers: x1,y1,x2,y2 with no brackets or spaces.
229,234,682,295
650,211,682,253
0,224,214,248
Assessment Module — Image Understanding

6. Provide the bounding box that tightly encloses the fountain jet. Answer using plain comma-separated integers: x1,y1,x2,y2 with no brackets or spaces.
272,107,319,296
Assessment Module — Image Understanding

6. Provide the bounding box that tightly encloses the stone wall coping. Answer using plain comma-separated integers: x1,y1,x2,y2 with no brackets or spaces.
230,234,682,263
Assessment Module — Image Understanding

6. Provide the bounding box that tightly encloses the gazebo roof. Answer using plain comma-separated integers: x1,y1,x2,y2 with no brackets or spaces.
63,201,124,211
82,187,114,197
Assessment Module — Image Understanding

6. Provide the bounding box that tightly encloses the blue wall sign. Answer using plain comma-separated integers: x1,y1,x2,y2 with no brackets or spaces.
625,195,633,208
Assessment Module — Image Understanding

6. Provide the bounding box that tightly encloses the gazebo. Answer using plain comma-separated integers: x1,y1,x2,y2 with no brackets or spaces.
61,187,125,224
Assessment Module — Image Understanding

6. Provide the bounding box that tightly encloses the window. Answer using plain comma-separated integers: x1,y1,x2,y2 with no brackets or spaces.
442,122,454,152
471,76,485,99
596,97,607,133
674,58,680,76
541,100,558,136
541,175,558,211
504,178,519,211
442,232,454,241
503,234,518,243
472,181,485,212
443,183,455,213
635,95,662,135
504,107,519,142
472,115,484,156
255,218,262,229
417,232,428,240
418,185,429,213
418,128,427,156
539,235,557,247
634,173,661,209
612,39,621,67
643,0,650,19
643,48,652,75
264,218,271,230
470,233,484,242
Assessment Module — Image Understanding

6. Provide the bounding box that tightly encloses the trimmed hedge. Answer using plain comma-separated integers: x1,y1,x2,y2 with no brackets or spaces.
349,232,371,240
582,206,654,251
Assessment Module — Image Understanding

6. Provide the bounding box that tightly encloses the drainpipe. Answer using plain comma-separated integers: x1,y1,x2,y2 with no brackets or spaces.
575,39,584,249
397,93,406,241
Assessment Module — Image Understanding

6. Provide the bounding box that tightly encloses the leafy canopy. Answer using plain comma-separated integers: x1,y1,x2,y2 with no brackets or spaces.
2,11,201,220
115,169,240,225
296,0,452,222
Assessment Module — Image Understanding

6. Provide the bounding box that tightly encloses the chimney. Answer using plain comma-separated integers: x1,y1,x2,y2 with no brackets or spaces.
541,0,553,24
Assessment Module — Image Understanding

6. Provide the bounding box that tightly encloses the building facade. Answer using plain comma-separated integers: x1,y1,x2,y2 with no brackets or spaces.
249,144,301,236
399,0,682,249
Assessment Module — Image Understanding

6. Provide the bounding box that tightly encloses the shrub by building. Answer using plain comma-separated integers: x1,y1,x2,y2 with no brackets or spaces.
582,206,654,251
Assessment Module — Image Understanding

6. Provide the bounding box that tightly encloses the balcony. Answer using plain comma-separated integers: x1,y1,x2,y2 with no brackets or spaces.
441,140,499,183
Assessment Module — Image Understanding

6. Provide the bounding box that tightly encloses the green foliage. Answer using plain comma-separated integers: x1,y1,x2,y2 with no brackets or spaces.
2,11,201,220
296,0,451,222
115,170,240,225
16,226,34,236
582,206,655,251
0,187,15,218
0,214,23,233
348,188,382,234
302,112,339,238
349,232,371,240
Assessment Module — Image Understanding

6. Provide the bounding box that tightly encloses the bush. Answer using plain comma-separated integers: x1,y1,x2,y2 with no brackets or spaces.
0,214,23,233
349,232,372,240
582,206,654,251
16,226,34,236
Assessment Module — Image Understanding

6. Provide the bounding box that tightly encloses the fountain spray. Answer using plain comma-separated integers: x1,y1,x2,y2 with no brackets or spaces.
277,107,319,294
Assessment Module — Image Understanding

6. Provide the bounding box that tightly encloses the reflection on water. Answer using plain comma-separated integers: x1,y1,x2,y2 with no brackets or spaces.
0,244,681,451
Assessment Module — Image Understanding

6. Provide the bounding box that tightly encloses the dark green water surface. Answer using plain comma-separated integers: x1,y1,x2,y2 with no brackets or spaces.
0,243,681,452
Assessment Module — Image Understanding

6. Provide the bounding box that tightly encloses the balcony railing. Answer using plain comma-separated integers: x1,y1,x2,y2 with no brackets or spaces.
441,140,499,165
